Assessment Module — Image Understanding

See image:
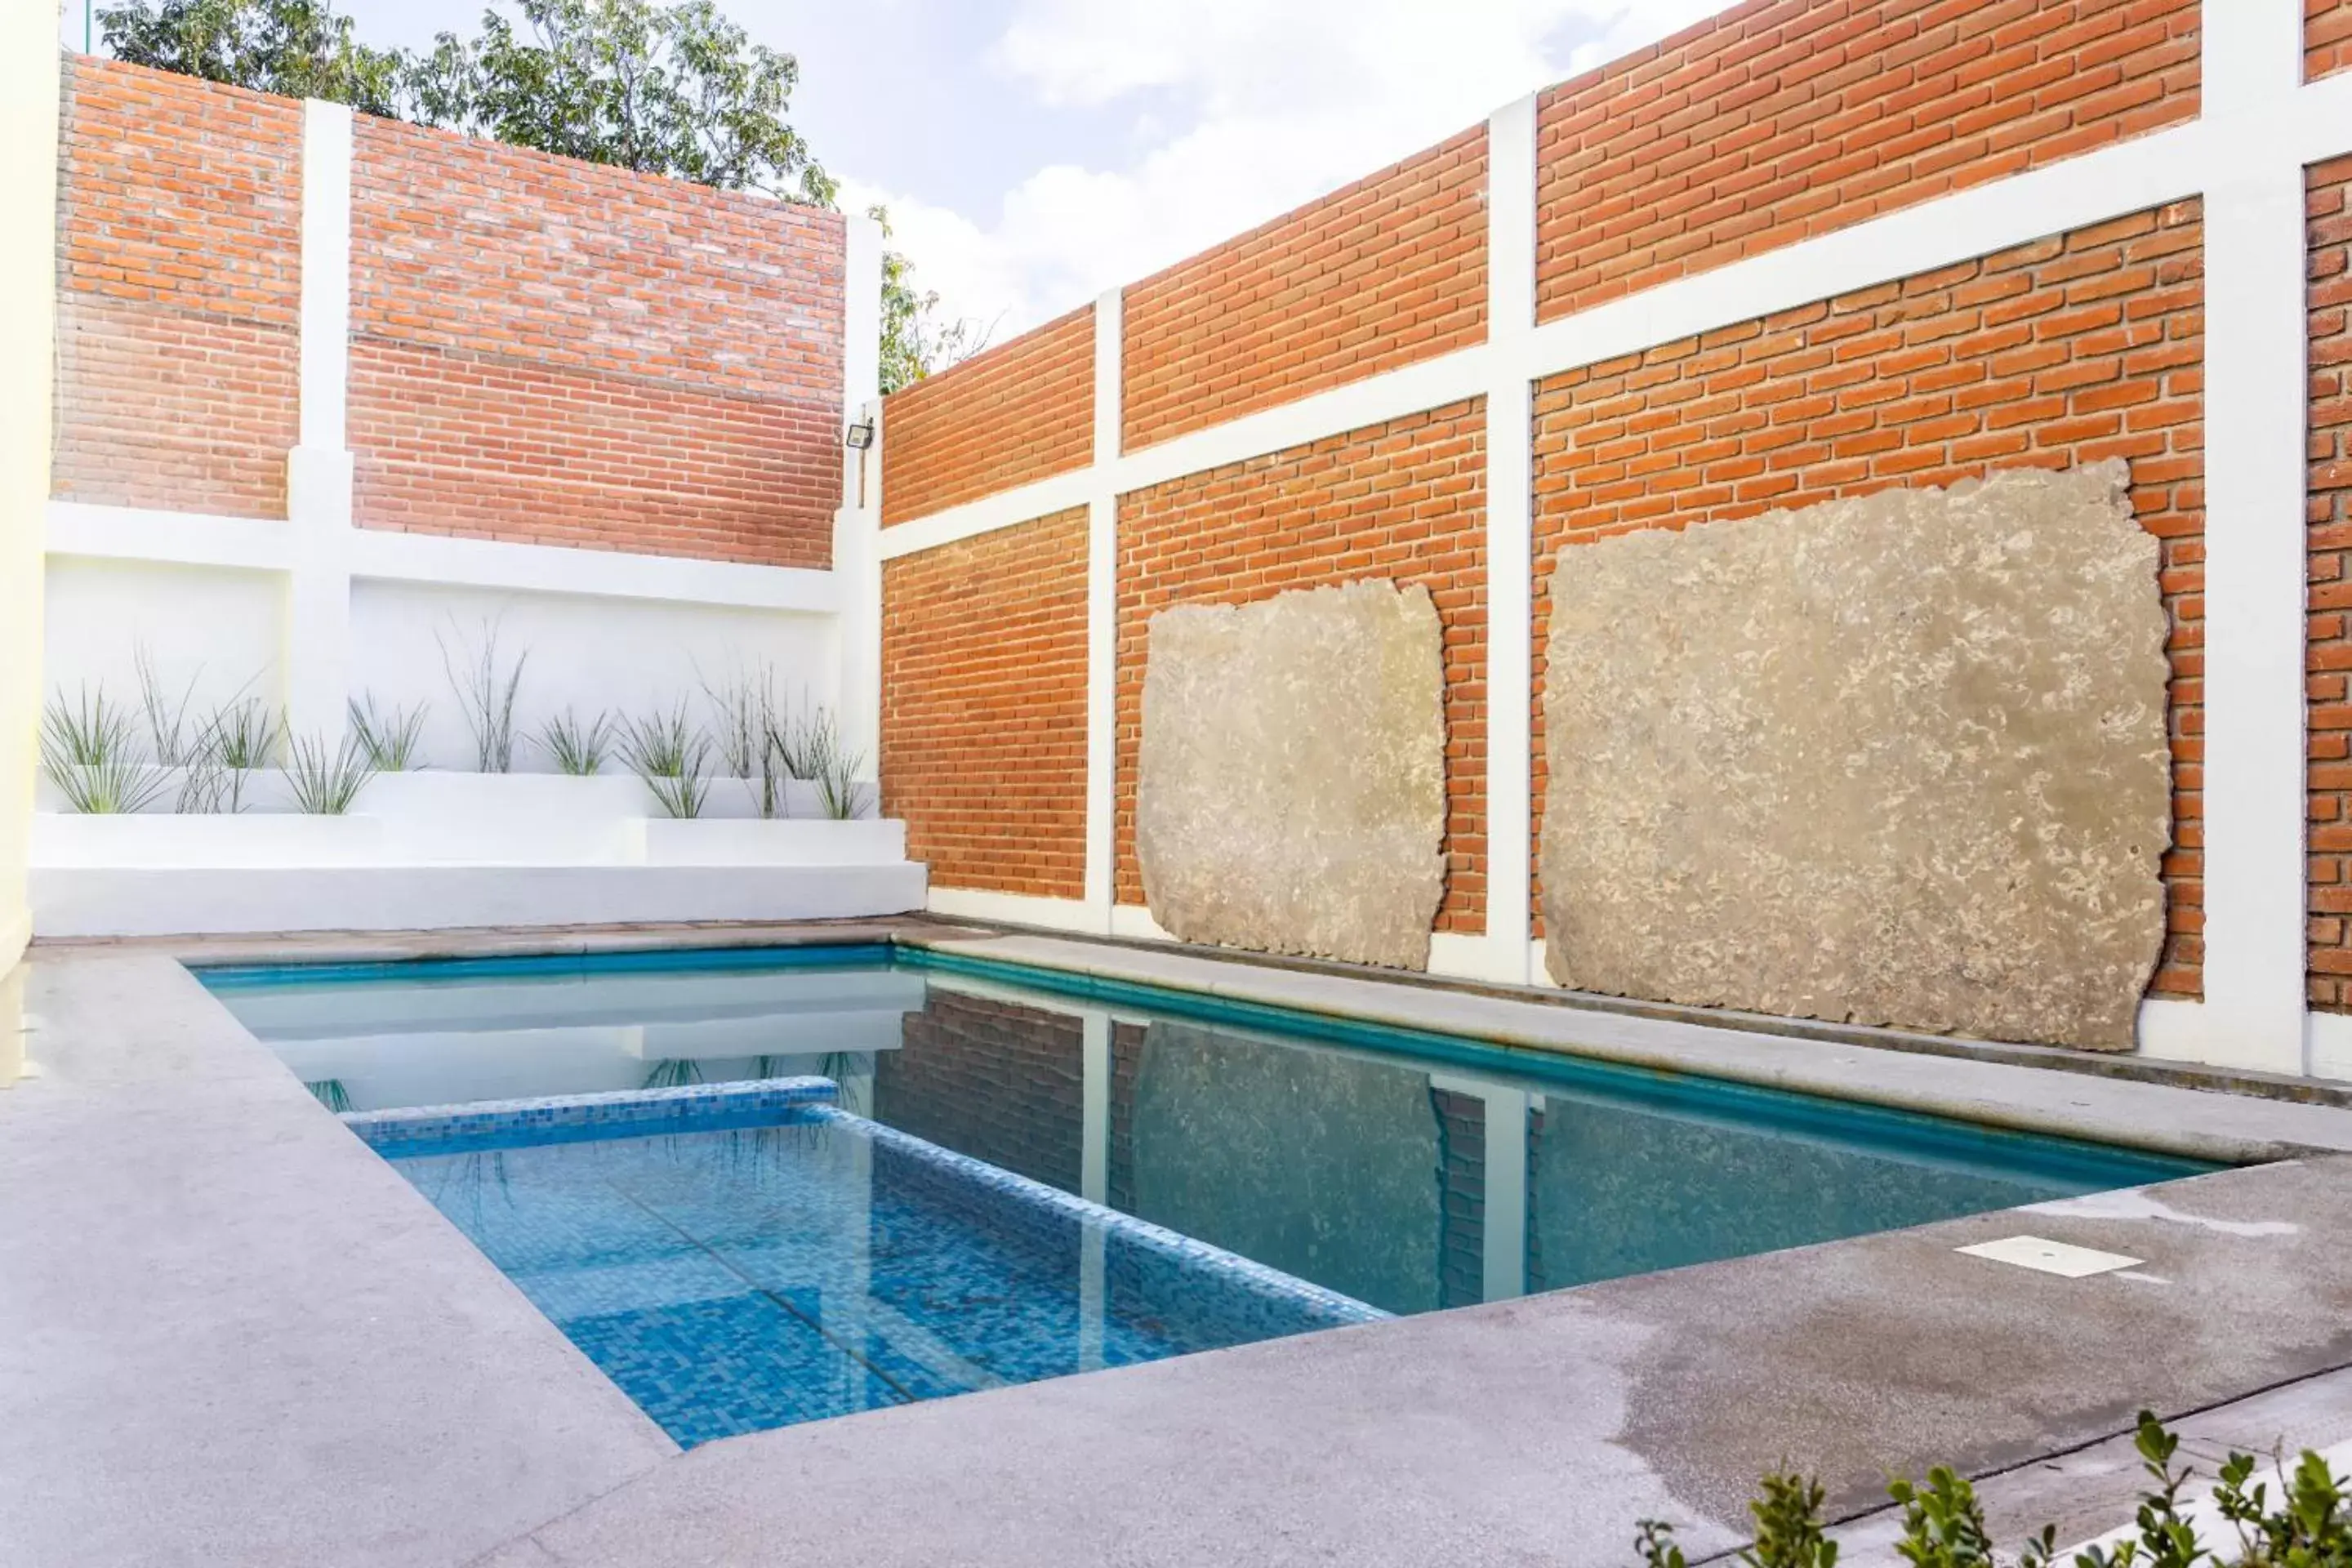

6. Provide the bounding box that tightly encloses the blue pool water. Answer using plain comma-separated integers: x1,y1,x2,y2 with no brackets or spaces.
202,946,2214,1446
367,1092,1371,1446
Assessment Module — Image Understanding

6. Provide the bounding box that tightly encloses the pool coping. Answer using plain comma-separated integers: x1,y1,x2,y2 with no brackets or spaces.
11,934,2352,1567
42,913,2352,1110
119,917,2352,1165
882,934,2352,1166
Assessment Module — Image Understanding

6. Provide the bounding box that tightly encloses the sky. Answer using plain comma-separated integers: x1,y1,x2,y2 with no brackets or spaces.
66,0,1726,342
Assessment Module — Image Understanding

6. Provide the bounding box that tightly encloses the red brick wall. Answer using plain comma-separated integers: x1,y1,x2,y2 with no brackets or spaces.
2307,158,2352,1009
350,114,844,568
1530,202,2207,998
1120,128,1488,453
1116,403,1488,931
882,510,1090,898
51,57,301,519
875,991,1085,1193
2314,0,2352,80
880,306,1093,527
1534,0,2199,325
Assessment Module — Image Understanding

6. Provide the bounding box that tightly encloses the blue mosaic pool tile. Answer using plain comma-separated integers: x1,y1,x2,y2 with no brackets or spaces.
341,1076,838,1152
560,1291,907,1445
379,1089,1387,1447
814,1107,1388,1332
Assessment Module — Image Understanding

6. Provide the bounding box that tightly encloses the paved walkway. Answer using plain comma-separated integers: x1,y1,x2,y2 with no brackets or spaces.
4,926,2350,1567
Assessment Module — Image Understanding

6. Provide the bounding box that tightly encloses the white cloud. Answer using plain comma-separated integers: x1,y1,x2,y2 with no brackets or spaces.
849,0,1724,342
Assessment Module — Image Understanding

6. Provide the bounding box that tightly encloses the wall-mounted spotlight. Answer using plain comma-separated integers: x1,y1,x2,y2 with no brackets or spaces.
844,419,876,450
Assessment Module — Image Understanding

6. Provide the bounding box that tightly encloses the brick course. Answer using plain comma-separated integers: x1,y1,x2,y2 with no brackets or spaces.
876,991,1085,1192
880,306,1094,528
882,510,1090,899
350,114,844,567
51,56,301,518
2315,0,2352,81
1121,128,1488,453
1530,200,2207,999
1116,403,1489,932
1535,0,2199,324
2307,158,2352,1009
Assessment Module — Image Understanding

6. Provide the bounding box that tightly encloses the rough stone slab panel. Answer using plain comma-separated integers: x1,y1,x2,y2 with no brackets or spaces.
1540,463,2170,1050
1139,580,1446,971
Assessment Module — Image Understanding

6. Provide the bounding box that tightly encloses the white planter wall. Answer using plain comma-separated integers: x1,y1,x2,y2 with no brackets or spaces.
29,765,923,934
34,812,385,868
347,578,840,776
43,556,284,718
639,818,905,867
363,770,646,864
30,864,927,938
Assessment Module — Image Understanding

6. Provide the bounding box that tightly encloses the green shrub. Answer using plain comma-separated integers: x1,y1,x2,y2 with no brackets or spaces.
40,684,168,814
349,694,429,771
535,706,614,776
621,702,713,819
281,729,378,814
1636,1412,2350,1568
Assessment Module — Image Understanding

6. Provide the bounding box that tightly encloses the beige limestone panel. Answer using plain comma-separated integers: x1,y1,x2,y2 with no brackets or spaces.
1138,579,1446,971
1539,462,2170,1050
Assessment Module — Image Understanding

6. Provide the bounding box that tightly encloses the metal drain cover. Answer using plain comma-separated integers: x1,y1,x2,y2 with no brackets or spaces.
1955,1235,2144,1278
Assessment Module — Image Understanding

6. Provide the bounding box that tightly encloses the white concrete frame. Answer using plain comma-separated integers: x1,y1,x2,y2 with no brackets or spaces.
45,105,886,758
915,969,1548,1309
878,0,2349,1078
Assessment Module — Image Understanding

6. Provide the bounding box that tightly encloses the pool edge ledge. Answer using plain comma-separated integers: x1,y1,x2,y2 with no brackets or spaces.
891,929,2352,1169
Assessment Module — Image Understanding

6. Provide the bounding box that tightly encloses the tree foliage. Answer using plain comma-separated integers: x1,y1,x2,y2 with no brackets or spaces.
100,0,973,388
402,0,833,203
104,0,830,202
96,0,408,114
871,205,989,395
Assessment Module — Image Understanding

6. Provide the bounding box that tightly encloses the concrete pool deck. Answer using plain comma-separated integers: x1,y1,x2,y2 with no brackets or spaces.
5,924,2352,1566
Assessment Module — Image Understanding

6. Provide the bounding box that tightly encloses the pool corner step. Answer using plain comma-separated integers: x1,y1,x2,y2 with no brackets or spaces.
339,1075,840,1151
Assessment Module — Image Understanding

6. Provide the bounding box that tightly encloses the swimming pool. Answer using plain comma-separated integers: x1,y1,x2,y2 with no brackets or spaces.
201,945,2212,1445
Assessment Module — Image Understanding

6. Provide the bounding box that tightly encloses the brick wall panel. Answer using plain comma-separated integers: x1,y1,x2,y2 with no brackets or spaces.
882,510,1089,898
2314,0,2352,80
876,991,1087,1193
1116,403,1488,932
1120,128,1488,452
1531,201,2206,1000
51,57,301,517
1535,0,2201,323
350,114,844,564
879,307,1094,528
349,343,838,566
2309,157,2352,1008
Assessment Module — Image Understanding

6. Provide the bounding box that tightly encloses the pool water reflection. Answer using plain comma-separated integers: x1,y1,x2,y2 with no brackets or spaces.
205,946,2212,1318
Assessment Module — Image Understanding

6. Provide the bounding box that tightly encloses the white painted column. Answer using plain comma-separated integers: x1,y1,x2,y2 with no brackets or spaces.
2184,0,2311,1073
836,211,886,777
1080,1009,1111,1203
284,98,355,745
834,1100,877,1405
1481,1087,1529,1303
1076,1009,1111,1370
1432,1071,1529,1302
1082,290,1124,931
1458,93,1540,986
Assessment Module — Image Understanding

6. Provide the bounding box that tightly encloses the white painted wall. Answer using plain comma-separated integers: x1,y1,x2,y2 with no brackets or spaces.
30,87,897,940
39,89,880,787
42,556,287,721
347,579,837,773
0,2,58,978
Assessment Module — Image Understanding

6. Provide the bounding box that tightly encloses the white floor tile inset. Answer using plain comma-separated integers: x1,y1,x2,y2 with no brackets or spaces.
1954,1235,2145,1278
